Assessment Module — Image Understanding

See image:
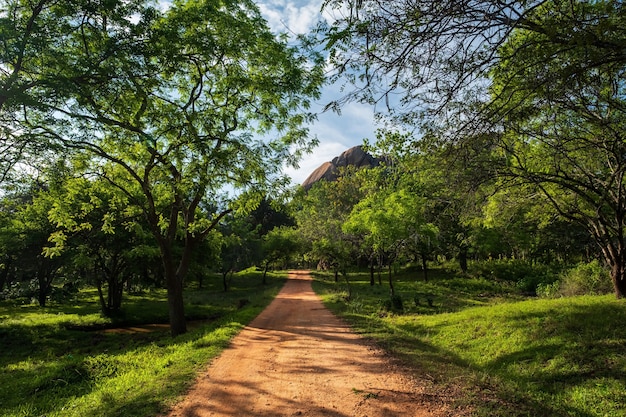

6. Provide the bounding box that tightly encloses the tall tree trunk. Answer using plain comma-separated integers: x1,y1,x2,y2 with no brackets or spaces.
369,261,375,286
0,258,11,292
36,264,54,307
343,270,351,300
595,224,626,299
167,269,187,336
607,248,626,299
222,270,230,292
421,253,428,282
162,249,187,337
37,274,47,307
388,264,395,296
96,276,109,316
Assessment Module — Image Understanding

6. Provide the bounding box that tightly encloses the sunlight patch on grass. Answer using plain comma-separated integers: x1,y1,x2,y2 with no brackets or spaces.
0,271,287,417
313,270,626,417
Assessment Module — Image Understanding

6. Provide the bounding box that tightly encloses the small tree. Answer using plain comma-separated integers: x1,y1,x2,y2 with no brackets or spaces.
261,226,302,284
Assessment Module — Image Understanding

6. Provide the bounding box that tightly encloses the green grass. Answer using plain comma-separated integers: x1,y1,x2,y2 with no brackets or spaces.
0,270,287,417
312,269,626,417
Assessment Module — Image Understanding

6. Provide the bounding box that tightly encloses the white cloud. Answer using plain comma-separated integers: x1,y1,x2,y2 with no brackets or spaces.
284,85,378,186
258,0,323,35
283,141,346,185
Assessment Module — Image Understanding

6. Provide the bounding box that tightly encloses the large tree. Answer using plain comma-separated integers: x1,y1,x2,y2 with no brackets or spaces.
322,0,626,128
293,166,366,280
323,0,626,297
9,0,323,335
488,10,626,296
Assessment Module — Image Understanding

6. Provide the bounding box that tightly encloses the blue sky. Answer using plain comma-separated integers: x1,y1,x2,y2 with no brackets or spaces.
257,0,378,185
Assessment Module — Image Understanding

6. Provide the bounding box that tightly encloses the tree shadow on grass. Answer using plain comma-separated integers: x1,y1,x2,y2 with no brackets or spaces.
0,278,285,417
378,300,626,417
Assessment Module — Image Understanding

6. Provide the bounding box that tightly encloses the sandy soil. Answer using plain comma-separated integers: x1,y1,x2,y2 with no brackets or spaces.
161,271,458,417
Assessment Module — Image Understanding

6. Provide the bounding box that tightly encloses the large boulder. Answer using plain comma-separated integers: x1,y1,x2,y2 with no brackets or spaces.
301,145,382,190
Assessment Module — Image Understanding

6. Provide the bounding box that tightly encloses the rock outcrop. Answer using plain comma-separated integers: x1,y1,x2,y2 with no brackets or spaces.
301,145,382,190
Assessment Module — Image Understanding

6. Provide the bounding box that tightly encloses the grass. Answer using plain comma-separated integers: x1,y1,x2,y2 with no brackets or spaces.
312,268,626,417
0,270,287,417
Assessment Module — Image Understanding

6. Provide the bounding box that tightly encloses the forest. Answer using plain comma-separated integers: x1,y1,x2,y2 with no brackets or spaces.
1,1,626,415
2,0,624,327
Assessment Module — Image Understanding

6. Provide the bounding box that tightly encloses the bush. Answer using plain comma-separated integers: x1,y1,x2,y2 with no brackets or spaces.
390,294,404,311
558,260,613,296
536,281,561,298
0,278,37,302
379,295,404,313
470,259,559,294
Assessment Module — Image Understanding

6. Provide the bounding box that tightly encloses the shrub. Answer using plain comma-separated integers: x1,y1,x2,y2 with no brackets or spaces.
470,259,559,294
390,294,404,312
536,281,561,298
379,295,403,313
558,260,613,296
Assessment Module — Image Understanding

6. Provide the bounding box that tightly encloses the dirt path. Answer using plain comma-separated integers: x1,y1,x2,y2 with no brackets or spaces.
162,271,455,417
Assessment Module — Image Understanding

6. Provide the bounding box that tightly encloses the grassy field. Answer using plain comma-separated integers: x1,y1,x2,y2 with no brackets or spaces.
0,270,287,417
312,268,626,417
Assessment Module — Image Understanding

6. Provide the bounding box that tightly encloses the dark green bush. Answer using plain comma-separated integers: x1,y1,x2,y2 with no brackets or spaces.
471,259,559,294
390,294,404,312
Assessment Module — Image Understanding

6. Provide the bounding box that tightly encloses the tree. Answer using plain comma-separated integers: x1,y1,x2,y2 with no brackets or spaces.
293,167,365,281
45,171,158,316
322,0,626,130
260,226,302,284
216,212,259,292
324,1,626,297
344,187,434,294
12,0,323,335
0,0,151,183
487,9,626,297
0,179,66,306
367,130,489,275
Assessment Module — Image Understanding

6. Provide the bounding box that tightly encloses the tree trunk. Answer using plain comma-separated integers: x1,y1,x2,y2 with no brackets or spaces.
222,269,231,292
595,235,626,299
369,262,375,286
36,265,54,307
459,245,468,273
343,270,351,300
161,251,186,336
96,279,109,316
421,253,428,282
609,256,626,299
263,262,269,285
0,258,11,292
37,274,47,307
388,264,395,296
167,270,187,336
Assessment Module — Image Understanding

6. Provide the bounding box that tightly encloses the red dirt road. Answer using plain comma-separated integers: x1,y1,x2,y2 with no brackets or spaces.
162,271,455,417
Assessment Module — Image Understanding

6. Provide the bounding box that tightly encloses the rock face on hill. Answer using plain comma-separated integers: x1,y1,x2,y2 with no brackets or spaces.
301,145,381,190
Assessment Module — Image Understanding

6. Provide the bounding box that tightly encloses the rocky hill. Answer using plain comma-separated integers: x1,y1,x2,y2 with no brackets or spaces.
301,145,382,190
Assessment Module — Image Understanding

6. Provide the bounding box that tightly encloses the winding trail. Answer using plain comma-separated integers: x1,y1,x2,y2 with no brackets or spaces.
162,271,453,416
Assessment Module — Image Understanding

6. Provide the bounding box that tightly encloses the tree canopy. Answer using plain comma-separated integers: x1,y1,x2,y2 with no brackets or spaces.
2,0,324,335
321,0,626,297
